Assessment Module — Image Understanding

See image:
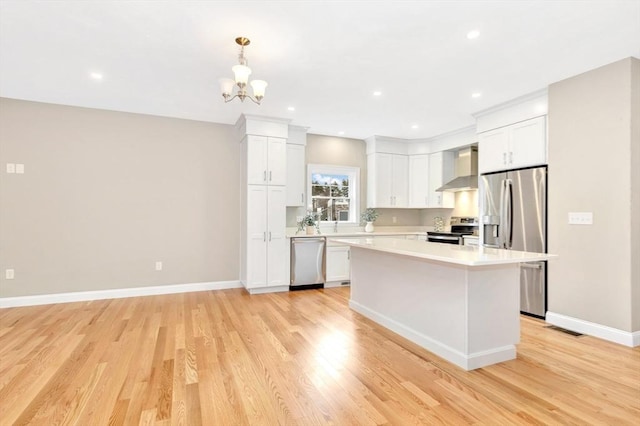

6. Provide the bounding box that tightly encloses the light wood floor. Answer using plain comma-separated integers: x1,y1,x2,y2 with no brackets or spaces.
1,286,639,425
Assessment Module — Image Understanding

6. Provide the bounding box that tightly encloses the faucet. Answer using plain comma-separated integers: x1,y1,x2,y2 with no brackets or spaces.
334,220,338,233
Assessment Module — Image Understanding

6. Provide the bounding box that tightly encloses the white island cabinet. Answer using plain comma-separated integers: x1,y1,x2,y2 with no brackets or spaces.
333,237,556,370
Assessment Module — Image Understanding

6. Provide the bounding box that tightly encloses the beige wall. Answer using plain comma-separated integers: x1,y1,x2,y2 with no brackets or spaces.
0,98,240,297
548,57,639,332
631,59,640,331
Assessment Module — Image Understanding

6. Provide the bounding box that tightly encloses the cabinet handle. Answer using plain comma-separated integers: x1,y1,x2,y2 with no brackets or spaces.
269,232,272,241
503,152,507,165
347,250,350,260
269,171,272,181
301,193,304,203
263,232,266,242
263,171,267,182
437,194,441,205
509,151,513,164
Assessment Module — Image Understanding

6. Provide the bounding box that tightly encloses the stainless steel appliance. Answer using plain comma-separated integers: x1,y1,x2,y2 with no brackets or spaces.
290,237,326,290
480,166,547,318
427,217,478,245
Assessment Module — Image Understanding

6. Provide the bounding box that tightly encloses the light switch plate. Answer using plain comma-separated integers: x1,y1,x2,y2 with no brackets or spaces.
15,164,24,174
155,261,163,271
5,269,15,280
568,212,593,225
6,163,15,174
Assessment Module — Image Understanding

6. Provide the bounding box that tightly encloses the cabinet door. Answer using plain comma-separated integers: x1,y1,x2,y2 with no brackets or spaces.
246,186,267,288
286,144,305,206
428,152,455,208
246,135,268,185
267,137,287,186
367,153,393,208
267,186,287,286
478,128,508,174
409,154,429,207
326,245,350,282
391,154,409,207
509,116,546,169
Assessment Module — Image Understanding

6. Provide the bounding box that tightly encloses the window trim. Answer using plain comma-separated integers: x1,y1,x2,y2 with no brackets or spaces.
307,164,360,224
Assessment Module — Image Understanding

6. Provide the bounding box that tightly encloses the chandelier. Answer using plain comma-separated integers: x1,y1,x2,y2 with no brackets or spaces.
218,37,268,105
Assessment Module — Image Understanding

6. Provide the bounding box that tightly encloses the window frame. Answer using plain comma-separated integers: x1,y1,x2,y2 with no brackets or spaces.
307,164,360,224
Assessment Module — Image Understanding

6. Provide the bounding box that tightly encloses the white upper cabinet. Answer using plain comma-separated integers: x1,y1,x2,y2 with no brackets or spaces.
478,116,546,174
409,154,429,208
428,151,455,208
367,153,408,207
286,143,305,206
246,135,287,185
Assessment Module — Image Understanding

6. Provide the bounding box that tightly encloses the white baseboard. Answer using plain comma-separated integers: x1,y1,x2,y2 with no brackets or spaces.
349,300,515,371
546,312,640,347
0,280,243,308
247,285,290,295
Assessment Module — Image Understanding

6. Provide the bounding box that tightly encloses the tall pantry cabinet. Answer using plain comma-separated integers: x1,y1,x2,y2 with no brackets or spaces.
238,115,290,294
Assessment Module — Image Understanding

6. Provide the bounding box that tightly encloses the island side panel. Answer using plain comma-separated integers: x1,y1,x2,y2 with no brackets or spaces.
348,247,470,366
465,264,520,367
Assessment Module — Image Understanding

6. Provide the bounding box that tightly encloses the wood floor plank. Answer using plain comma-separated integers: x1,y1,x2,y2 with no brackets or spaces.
1,286,639,425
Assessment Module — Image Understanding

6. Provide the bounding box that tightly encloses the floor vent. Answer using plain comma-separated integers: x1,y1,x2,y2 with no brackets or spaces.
545,325,584,337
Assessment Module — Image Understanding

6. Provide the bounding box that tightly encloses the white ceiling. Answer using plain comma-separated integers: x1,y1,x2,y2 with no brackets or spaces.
1,1,639,140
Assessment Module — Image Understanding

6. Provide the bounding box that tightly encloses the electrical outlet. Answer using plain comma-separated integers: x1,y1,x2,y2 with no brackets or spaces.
155,261,163,271
568,212,593,225
5,269,15,280
6,163,15,174
15,164,24,174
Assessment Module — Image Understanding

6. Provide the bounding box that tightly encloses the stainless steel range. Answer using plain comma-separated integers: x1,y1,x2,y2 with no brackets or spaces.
427,217,478,245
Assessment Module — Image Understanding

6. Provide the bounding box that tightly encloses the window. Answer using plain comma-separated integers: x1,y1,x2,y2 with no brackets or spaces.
307,164,359,223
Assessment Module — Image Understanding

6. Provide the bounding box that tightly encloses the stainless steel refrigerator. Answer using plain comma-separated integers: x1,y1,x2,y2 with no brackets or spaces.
480,166,547,318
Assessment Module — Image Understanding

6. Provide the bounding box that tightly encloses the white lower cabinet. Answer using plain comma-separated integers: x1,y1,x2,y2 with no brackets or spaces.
245,185,287,289
326,244,350,283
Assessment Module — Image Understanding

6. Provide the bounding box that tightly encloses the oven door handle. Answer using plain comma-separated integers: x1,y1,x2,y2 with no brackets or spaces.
428,235,460,242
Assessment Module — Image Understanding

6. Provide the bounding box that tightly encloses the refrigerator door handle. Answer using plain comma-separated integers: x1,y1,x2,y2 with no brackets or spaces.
506,178,514,249
499,179,505,248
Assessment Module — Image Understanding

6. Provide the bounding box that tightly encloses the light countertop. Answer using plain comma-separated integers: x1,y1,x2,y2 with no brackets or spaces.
331,237,557,266
286,226,430,239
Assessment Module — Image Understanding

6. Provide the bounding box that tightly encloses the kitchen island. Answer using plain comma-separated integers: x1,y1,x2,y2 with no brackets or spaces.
330,237,556,370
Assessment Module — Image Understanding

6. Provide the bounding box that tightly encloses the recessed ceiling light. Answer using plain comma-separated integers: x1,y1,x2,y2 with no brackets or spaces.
89,72,103,80
467,30,480,40
411,124,419,129
287,106,295,111
373,91,382,96
338,131,345,135
471,92,482,98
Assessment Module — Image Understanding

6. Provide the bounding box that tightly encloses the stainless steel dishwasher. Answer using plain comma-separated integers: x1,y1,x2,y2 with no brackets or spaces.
290,237,326,290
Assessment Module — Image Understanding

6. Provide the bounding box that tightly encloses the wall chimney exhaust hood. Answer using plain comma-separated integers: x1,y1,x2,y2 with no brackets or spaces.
436,146,478,192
